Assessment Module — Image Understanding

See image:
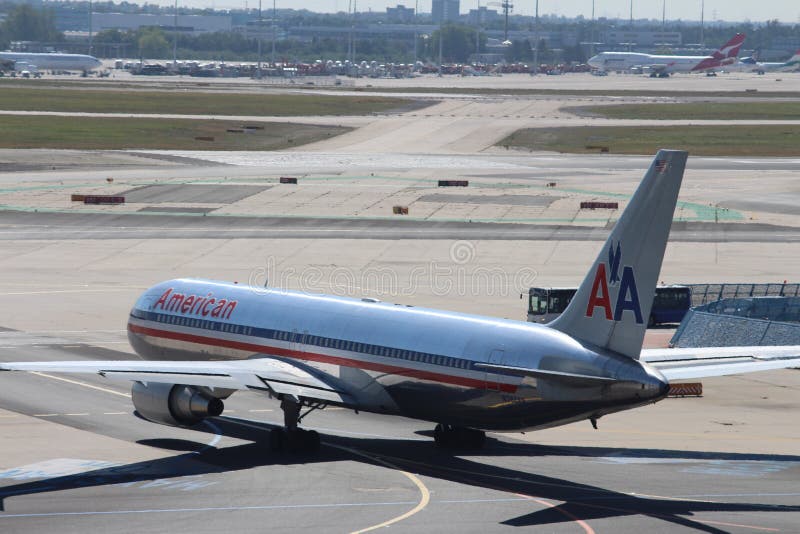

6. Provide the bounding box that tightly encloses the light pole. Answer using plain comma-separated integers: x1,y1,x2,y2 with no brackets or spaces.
590,0,595,58
700,0,705,48
475,1,480,61
88,0,93,56
532,0,539,75
173,0,178,67
352,0,357,65
628,0,634,52
271,0,276,66
257,0,262,78
438,22,443,76
414,0,418,64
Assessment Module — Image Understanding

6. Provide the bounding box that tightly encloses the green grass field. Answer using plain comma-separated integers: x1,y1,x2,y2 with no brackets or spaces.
498,125,800,156
0,85,419,116
569,102,800,120
5,79,800,100
0,115,350,150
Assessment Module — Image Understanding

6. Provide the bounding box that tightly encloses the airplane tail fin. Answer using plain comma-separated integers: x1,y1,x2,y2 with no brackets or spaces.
548,150,688,359
711,33,746,60
785,50,800,68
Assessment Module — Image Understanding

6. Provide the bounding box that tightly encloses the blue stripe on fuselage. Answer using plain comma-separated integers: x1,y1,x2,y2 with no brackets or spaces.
130,309,482,374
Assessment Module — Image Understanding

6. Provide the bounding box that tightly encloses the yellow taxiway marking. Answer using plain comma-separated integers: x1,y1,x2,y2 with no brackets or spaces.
328,444,430,534
31,371,131,398
219,417,430,534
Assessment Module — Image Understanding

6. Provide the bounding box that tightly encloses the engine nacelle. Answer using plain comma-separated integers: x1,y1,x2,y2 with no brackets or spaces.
132,382,225,427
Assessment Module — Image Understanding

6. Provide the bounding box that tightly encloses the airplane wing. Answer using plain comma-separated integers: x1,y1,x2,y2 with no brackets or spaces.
0,358,354,405
640,346,800,381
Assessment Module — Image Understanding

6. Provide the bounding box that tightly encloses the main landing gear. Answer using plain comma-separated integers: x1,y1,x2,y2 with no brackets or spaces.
433,423,486,449
269,396,322,453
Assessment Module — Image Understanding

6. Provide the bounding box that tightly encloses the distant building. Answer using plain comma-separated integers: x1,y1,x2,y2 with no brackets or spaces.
467,7,499,25
91,13,232,34
431,0,460,24
602,31,681,47
386,5,415,24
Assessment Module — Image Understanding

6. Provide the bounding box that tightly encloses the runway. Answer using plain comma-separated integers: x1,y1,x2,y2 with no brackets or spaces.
1,210,799,242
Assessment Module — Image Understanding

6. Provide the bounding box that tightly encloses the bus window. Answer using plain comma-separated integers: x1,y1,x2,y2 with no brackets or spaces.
548,290,575,314
527,288,576,323
650,286,691,325
530,294,547,314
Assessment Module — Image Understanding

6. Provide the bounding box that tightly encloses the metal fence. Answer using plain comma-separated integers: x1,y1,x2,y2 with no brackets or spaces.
701,297,800,323
686,283,800,308
670,310,800,348
255,76,354,87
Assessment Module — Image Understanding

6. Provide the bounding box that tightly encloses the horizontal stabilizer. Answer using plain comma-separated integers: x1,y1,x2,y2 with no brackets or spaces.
641,346,800,381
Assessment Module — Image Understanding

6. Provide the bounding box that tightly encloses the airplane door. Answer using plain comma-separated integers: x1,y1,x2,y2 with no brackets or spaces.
486,349,505,390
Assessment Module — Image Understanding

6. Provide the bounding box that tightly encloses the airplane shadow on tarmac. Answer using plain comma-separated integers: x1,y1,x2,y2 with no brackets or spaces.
1,415,798,533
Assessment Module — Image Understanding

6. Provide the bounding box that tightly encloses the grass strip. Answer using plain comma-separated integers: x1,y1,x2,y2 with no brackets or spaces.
0,115,349,150
569,102,800,120
498,125,800,156
0,86,419,116
4,79,800,100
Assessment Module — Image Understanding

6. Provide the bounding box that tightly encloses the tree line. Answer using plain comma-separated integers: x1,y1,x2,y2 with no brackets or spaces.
1,3,798,65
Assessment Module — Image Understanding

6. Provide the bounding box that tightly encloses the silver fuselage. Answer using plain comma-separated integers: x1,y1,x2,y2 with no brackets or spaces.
128,279,668,432
0,52,102,71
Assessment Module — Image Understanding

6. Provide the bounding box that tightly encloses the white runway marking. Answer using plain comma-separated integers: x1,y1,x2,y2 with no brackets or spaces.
30,372,131,398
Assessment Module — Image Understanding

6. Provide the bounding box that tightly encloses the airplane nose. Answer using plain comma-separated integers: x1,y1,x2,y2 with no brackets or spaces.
587,55,602,68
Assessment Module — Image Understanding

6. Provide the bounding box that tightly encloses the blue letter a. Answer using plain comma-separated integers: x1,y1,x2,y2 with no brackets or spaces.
613,266,643,324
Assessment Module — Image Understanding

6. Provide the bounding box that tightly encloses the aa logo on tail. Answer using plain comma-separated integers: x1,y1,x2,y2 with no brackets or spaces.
585,241,643,324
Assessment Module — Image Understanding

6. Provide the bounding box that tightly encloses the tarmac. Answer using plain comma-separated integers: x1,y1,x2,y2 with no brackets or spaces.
0,71,798,533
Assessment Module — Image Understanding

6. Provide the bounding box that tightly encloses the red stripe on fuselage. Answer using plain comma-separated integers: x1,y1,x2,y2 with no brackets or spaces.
128,321,518,393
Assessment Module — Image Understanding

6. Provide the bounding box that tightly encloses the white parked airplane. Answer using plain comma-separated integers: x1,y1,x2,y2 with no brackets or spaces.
737,49,800,74
0,52,102,73
587,34,746,77
3,150,799,452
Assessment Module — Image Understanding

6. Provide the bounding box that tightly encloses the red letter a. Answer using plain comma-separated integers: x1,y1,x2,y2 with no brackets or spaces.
585,264,613,320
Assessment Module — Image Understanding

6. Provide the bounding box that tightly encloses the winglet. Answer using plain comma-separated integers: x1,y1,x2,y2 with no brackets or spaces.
547,150,688,359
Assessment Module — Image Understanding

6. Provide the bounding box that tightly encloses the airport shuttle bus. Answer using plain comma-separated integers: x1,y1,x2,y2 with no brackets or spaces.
528,286,692,326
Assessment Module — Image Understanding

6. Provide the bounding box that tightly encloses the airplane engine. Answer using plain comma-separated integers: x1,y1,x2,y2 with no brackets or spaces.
132,382,225,427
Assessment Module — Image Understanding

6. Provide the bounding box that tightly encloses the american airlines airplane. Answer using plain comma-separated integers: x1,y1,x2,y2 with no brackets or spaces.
587,34,746,77
0,52,102,73
3,150,799,452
